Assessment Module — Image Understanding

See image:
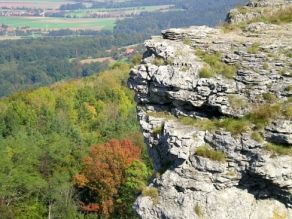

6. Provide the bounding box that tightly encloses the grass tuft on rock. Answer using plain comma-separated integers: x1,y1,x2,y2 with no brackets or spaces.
179,101,290,136
152,124,164,136
217,118,250,135
220,6,292,32
247,42,261,54
179,116,250,136
266,143,292,156
195,145,226,162
263,62,269,70
283,104,292,119
285,85,292,92
228,95,248,109
262,93,277,103
178,117,218,132
142,187,159,204
147,111,174,120
199,66,216,78
263,6,292,24
194,204,203,218
132,53,142,65
196,50,237,79
247,104,281,130
219,22,246,33
183,37,192,46
251,131,264,143
152,57,165,66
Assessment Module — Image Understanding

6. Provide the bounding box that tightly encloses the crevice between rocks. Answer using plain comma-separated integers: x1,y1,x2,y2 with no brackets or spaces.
238,172,292,207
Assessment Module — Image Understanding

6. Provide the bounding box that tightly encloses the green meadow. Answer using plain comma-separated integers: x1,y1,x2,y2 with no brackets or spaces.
0,16,116,30
64,5,169,17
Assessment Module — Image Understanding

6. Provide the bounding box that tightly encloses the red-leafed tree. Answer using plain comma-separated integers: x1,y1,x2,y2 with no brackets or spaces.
75,139,141,217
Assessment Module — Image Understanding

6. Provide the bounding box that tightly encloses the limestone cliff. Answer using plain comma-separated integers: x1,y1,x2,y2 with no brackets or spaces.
128,0,292,218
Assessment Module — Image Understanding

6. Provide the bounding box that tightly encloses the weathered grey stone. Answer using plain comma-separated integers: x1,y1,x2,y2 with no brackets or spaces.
265,120,292,145
190,155,227,173
128,1,292,218
247,0,289,7
226,0,292,24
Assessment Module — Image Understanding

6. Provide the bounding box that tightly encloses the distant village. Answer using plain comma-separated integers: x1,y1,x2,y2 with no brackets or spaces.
0,8,45,17
0,24,15,35
0,7,139,19
0,24,40,36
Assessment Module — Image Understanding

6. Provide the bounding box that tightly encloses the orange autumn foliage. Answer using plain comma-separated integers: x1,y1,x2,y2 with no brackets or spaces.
74,139,141,216
80,203,99,212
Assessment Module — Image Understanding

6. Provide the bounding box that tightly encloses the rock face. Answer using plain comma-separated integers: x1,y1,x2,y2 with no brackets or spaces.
226,0,292,24
128,1,292,218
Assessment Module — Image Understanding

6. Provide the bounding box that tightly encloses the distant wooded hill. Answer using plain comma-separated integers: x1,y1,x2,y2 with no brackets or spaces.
0,0,247,97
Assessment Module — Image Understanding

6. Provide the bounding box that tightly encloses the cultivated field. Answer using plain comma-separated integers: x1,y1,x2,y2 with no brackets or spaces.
64,5,172,18
0,16,116,30
0,2,173,31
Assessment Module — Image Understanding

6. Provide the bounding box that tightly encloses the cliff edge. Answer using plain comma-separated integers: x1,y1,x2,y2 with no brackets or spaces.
128,0,292,218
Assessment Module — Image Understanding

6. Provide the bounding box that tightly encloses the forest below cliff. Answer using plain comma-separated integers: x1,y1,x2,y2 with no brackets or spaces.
0,63,152,218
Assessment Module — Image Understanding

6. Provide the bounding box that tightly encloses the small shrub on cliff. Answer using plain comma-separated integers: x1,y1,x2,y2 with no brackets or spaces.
219,22,246,33
152,123,164,136
251,131,264,143
183,37,192,46
228,95,248,109
195,145,226,162
247,42,261,54
132,53,142,65
217,118,250,135
247,104,281,130
263,62,269,70
152,57,165,66
285,85,292,92
283,104,292,119
196,50,221,66
179,116,197,126
142,187,159,204
179,116,249,136
178,117,218,131
262,92,277,103
199,66,216,78
194,204,203,218
196,50,237,79
222,65,237,79
264,6,292,24
147,111,174,120
236,6,249,14
220,6,292,33
283,49,292,58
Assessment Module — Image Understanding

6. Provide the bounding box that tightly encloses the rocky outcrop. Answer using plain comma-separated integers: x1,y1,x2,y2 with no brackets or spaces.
265,120,292,145
129,0,292,218
226,0,292,24
247,0,291,7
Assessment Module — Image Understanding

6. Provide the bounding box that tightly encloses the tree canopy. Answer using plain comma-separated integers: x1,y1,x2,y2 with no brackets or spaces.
75,139,150,217
0,63,152,218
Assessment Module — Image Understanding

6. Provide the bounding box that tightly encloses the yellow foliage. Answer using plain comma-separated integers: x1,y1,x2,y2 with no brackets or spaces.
74,174,89,188
86,103,97,118
272,208,287,219
26,87,56,111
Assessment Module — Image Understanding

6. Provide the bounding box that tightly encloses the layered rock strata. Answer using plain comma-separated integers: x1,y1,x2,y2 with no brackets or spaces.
128,1,292,218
